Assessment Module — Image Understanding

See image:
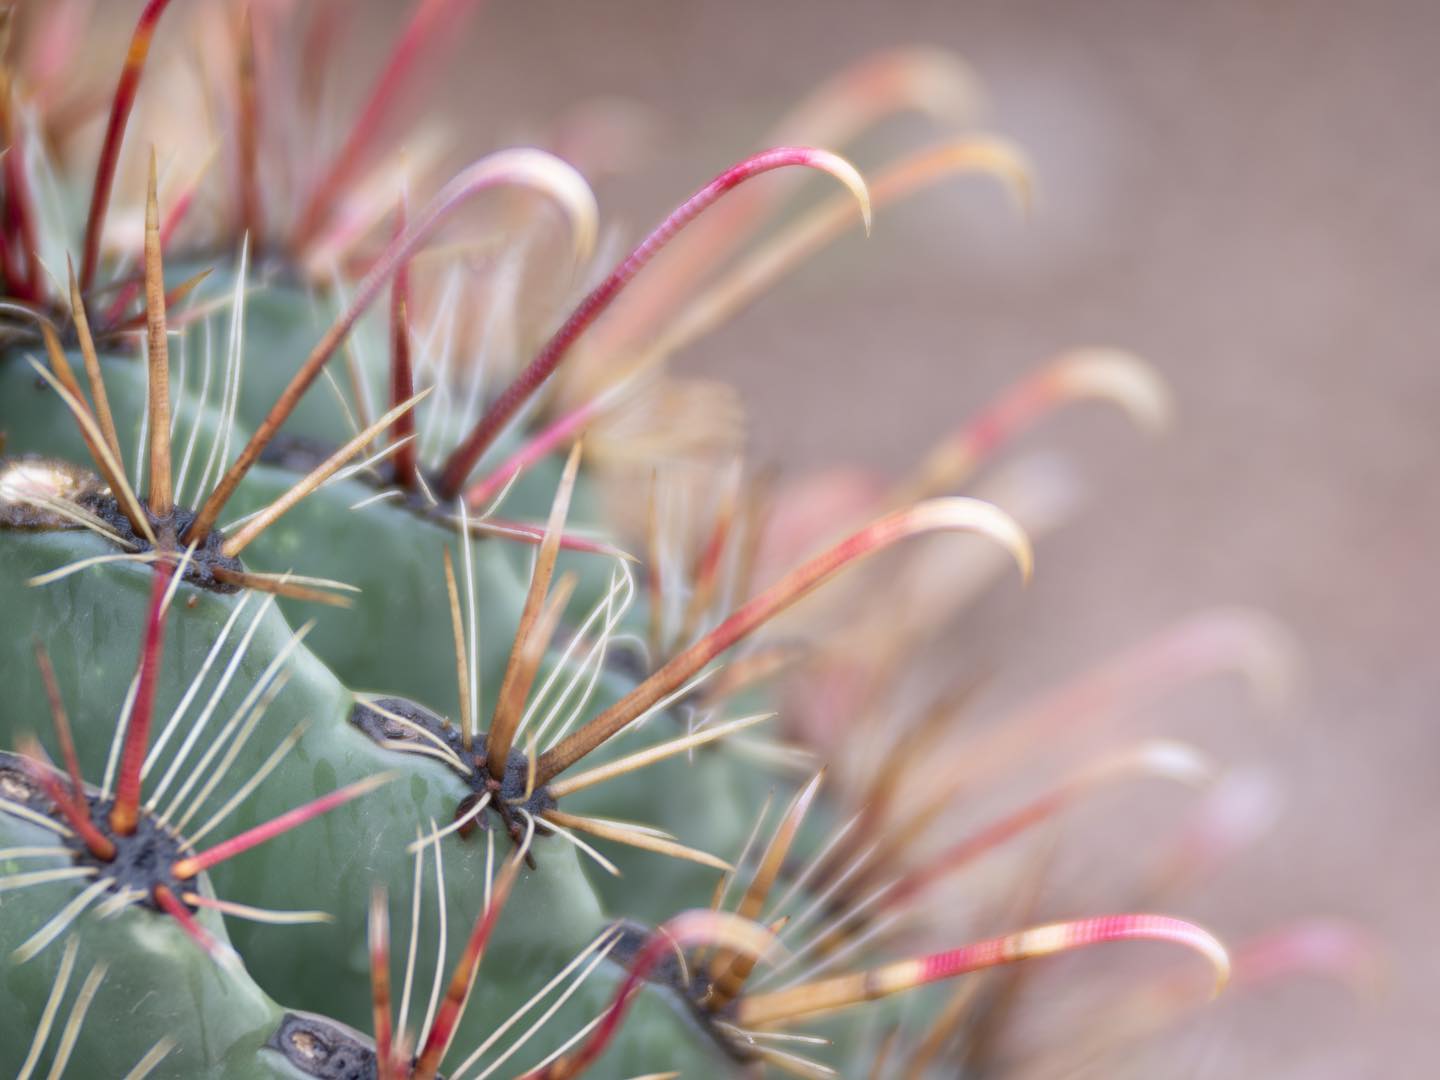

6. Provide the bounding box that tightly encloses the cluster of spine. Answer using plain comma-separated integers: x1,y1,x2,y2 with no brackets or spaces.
0,4,1364,1078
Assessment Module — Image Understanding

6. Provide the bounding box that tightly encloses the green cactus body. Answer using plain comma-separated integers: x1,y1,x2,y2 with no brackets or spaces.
0,754,288,1079
190,267,386,452
0,356,499,700
0,311,626,718
0,426,1044,1078
0,400,784,892
0,760,734,1079
0,527,764,1074
0,521,763,854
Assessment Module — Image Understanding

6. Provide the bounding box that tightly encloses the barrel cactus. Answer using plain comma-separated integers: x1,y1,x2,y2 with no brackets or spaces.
0,4,1361,1078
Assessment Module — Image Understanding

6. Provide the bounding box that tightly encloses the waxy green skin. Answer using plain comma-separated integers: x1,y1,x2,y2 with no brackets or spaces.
0,521,763,887
0,532,750,1075
0,521,765,895
0,351,526,710
0,271,829,1074
0,496,897,1077
0,788,302,1079
204,270,387,451
0,793,740,1079
0,324,783,904
2,262,713,739
0,339,613,719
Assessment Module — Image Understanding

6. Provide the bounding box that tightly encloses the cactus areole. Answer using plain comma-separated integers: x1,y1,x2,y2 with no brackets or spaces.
0,456,243,590
604,919,757,1066
0,754,198,915
350,697,558,850
267,1013,395,1080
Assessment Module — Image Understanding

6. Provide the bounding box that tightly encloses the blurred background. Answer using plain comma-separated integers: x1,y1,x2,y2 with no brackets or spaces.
360,1,1427,1073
